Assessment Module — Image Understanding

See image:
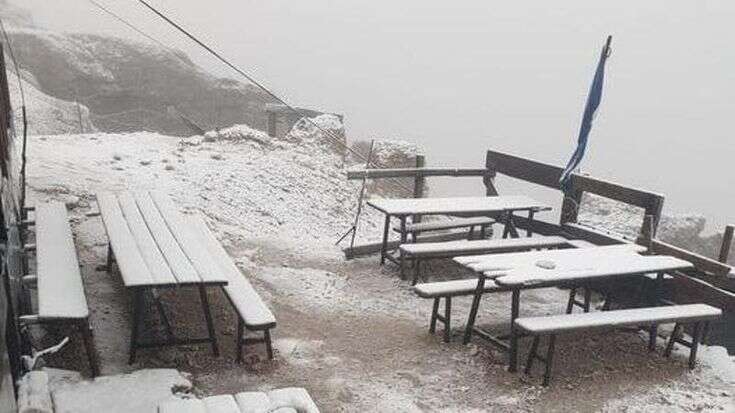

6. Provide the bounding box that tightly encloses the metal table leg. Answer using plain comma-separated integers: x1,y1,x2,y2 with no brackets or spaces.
199,286,219,357
509,288,521,372
380,214,391,265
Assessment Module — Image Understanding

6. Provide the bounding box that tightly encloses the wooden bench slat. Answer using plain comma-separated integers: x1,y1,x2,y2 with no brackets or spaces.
495,255,694,288
35,202,88,319
395,217,494,233
414,278,507,298
97,193,156,287
150,192,228,285
401,235,570,257
515,304,722,334
234,392,271,412
132,191,201,285
117,193,178,286
188,216,276,328
202,395,240,413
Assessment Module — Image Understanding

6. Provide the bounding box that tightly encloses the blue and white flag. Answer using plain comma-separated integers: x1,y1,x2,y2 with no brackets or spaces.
559,36,612,191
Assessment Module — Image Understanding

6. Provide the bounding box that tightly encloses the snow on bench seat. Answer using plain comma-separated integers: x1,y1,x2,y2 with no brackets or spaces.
394,216,494,233
401,235,570,258
515,304,722,335
188,216,276,329
159,388,319,413
35,202,88,319
414,278,507,298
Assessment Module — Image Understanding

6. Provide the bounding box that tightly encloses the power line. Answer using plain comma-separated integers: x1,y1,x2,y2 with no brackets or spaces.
133,0,414,194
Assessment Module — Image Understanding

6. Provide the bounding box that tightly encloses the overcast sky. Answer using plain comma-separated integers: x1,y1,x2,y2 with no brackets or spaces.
12,0,735,232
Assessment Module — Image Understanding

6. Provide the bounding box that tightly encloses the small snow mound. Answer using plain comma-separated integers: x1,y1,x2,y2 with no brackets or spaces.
203,124,271,146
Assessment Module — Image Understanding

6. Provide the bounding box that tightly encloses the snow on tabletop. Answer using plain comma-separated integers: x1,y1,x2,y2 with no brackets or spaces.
50,369,191,413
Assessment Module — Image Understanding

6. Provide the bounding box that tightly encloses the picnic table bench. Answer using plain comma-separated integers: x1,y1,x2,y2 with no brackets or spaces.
487,254,694,372
158,387,319,413
393,216,495,241
98,191,230,362
413,243,646,342
400,235,574,284
517,304,722,385
367,195,551,266
18,202,99,376
188,216,277,361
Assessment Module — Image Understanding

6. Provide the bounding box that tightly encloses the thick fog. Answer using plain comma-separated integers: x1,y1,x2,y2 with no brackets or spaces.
12,0,735,232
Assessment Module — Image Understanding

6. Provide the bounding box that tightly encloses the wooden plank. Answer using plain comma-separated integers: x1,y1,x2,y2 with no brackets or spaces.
35,202,88,319
367,195,550,216
414,279,507,298
202,395,240,413
346,167,490,180
648,239,731,276
455,244,647,272
561,222,629,246
117,193,177,286
494,255,693,288
150,191,228,285
515,304,721,334
188,216,275,328
485,150,665,230
343,231,473,259
719,225,734,264
132,191,200,285
671,271,735,312
400,216,494,233
401,235,570,257
97,193,156,287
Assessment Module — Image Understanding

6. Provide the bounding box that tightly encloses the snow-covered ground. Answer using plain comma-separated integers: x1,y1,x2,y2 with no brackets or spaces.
22,118,735,412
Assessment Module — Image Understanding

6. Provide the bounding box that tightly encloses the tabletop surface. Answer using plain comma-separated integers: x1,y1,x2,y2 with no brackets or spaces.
97,190,228,288
493,254,693,288
366,195,551,216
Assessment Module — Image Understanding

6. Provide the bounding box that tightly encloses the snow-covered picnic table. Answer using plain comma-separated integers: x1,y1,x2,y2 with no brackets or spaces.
97,190,229,363
455,246,694,372
366,195,551,265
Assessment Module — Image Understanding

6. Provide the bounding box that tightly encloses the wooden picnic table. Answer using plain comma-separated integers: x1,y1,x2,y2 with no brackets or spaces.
366,195,551,265
457,248,693,372
97,190,228,363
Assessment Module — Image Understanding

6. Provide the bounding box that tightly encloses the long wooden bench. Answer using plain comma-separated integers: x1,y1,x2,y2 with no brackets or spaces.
188,216,277,362
400,235,574,284
19,202,99,376
414,278,511,342
394,216,495,241
515,303,722,386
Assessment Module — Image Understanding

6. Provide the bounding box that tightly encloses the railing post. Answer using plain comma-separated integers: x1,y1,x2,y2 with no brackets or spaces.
718,225,734,263
413,155,425,223
484,151,498,196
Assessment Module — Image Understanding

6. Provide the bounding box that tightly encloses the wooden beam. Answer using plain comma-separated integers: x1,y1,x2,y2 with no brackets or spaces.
412,155,425,223
343,231,471,260
648,239,732,276
670,271,735,312
718,225,734,264
346,168,490,180
561,223,630,246
485,150,562,189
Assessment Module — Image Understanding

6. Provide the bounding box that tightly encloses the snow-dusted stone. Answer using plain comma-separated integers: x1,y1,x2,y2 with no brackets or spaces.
51,369,191,413
233,391,270,412
17,371,52,413
202,395,240,413
266,387,320,413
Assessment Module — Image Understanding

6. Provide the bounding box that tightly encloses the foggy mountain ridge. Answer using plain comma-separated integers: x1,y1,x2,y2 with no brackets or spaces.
2,16,274,136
